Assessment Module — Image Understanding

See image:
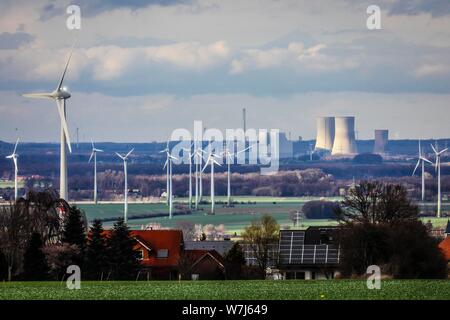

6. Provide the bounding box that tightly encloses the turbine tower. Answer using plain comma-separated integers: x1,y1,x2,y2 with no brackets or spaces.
116,148,134,223
202,152,221,214
182,144,194,209
22,44,75,200
193,146,205,210
5,138,20,201
431,144,448,218
222,145,250,206
89,140,104,205
412,140,432,202
162,147,178,218
160,142,170,206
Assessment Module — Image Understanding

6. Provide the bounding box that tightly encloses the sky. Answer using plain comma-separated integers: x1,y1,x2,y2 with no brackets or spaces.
0,0,449,142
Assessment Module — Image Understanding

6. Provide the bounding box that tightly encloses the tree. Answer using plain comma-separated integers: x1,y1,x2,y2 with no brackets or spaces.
175,220,195,241
84,219,108,280
62,206,86,250
23,232,49,280
223,242,246,280
336,181,418,224
337,181,447,278
302,200,340,219
106,218,139,280
241,214,279,277
43,244,81,281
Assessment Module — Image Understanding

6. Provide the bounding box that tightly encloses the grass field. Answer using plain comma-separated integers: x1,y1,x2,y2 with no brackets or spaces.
0,280,448,300
75,196,450,234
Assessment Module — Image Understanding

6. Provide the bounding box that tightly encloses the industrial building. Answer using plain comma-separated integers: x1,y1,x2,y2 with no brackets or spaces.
331,116,358,155
315,117,335,152
373,129,389,154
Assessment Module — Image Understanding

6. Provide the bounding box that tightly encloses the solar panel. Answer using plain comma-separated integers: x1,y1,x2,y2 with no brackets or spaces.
278,230,340,265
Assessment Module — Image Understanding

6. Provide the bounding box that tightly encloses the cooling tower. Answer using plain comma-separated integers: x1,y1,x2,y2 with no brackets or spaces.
331,116,357,155
373,129,388,154
315,117,335,151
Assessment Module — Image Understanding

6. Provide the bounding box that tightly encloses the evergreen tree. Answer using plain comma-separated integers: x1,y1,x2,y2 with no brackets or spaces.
62,206,86,251
84,219,108,279
224,242,246,279
23,233,49,280
106,218,139,280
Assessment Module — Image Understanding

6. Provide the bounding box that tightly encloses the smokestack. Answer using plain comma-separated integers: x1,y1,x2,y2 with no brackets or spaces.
373,129,389,154
331,116,357,155
242,108,246,133
315,117,335,151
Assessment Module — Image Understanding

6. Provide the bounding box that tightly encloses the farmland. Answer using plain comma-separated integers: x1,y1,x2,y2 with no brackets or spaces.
74,196,449,234
0,280,448,300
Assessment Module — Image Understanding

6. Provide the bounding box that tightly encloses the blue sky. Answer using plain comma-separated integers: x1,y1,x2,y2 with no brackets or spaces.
0,0,449,142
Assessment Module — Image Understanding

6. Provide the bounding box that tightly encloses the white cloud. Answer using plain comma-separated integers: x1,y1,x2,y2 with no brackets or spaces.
229,42,358,74
414,63,450,77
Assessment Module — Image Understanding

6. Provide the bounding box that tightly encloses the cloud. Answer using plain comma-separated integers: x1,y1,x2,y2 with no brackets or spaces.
229,42,358,74
0,32,34,49
388,0,450,17
39,0,191,20
0,41,231,82
415,63,450,77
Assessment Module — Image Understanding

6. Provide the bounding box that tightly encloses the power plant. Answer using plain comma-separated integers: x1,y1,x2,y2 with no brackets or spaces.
315,117,335,152
373,129,389,154
331,116,358,155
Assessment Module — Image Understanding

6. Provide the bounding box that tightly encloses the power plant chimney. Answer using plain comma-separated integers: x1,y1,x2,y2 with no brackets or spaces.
373,129,389,154
331,116,357,155
242,108,246,133
315,116,335,151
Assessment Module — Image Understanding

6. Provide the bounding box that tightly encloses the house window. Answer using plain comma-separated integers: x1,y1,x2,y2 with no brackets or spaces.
157,249,169,258
136,250,144,260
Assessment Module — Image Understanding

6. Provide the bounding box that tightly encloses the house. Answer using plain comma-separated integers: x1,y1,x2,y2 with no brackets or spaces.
277,226,340,280
131,230,183,280
438,222,450,263
180,249,225,280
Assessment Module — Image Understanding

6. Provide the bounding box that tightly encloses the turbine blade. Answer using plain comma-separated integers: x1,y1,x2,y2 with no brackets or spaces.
421,157,433,164
57,42,76,90
88,151,94,163
412,159,420,176
431,144,437,154
213,159,221,166
56,99,72,153
13,138,19,154
125,148,134,158
6,155,13,159
91,139,95,149
438,148,448,155
115,152,125,160
163,159,168,169
22,93,54,99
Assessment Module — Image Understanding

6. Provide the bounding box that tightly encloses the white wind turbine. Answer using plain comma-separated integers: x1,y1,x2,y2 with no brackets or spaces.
182,144,195,209
5,138,20,201
221,145,251,206
116,148,134,223
89,140,104,205
22,44,75,200
202,152,221,214
431,143,448,218
412,140,432,202
162,147,178,218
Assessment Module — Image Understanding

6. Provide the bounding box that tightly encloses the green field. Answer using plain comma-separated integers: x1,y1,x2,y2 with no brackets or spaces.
0,180,25,188
0,280,448,300
75,197,449,234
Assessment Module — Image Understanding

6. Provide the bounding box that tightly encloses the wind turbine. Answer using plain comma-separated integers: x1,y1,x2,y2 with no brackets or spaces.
431,144,448,218
202,152,221,214
412,140,432,202
182,144,195,209
89,140,104,205
116,148,134,223
5,138,20,201
221,145,251,206
162,147,178,218
22,44,75,200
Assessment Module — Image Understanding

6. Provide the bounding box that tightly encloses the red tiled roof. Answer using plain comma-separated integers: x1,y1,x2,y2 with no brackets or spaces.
184,249,225,268
102,229,183,267
439,237,450,261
